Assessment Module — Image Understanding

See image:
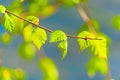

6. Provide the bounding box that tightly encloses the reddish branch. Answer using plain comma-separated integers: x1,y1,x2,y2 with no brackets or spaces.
5,10,101,40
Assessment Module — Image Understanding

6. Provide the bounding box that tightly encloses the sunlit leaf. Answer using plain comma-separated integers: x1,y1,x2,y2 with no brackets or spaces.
28,0,49,15
1,32,12,44
26,16,39,24
7,0,23,14
56,0,80,7
1,13,15,33
20,0,24,2
13,68,26,80
58,40,68,60
77,31,95,52
0,5,6,14
87,57,108,78
23,25,34,42
50,30,67,43
18,42,36,60
112,15,120,30
50,30,68,59
40,5,56,17
32,28,47,50
38,57,59,80
80,0,88,3
90,37,108,59
0,67,12,80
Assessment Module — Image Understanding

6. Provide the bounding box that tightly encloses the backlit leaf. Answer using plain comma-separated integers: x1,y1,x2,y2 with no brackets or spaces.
112,15,120,30
23,25,34,42
90,37,108,59
32,28,47,50
50,30,68,59
18,42,36,60
58,40,68,60
1,13,15,33
77,31,95,52
80,0,88,3
38,57,59,80
56,0,80,7
87,57,108,78
50,30,67,43
7,0,23,14
40,5,56,17
13,68,26,80
0,5,6,13
26,16,39,24
1,32,12,44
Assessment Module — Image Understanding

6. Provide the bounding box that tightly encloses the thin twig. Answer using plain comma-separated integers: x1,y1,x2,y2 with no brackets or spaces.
5,10,53,33
75,5,97,36
5,10,101,40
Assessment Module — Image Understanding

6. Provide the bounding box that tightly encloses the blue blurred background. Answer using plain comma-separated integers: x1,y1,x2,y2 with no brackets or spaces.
0,0,120,80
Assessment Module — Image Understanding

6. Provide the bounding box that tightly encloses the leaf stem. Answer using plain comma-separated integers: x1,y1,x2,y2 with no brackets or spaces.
5,10,101,40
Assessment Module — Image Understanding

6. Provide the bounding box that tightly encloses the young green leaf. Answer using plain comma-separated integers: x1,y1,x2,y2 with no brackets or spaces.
87,57,108,78
90,37,108,59
112,15,120,30
38,57,59,80
50,30,67,43
1,13,15,33
32,28,47,50
26,16,39,24
50,30,68,59
23,25,34,42
77,31,95,52
58,40,68,60
0,5,6,13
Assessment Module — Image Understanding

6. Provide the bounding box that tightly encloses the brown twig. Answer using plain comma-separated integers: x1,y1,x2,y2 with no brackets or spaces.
5,10,101,40
75,5,97,36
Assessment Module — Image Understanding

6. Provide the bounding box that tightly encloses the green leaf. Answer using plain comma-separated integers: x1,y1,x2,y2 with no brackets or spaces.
1,67,12,80
1,13,15,33
87,57,108,78
90,37,108,59
58,40,68,60
0,5,6,13
18,42,36,60
80,0,88,3
77,31,108,59
23,25,34,42
38,57,59,80
50,30,67,43
50,30,68,59
112,15,120,30
32,28,47,50
26,16,39,24
1,32,12,44
13,68,26,80
56,0,80,7
77,31,95,52
7,0,24,14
